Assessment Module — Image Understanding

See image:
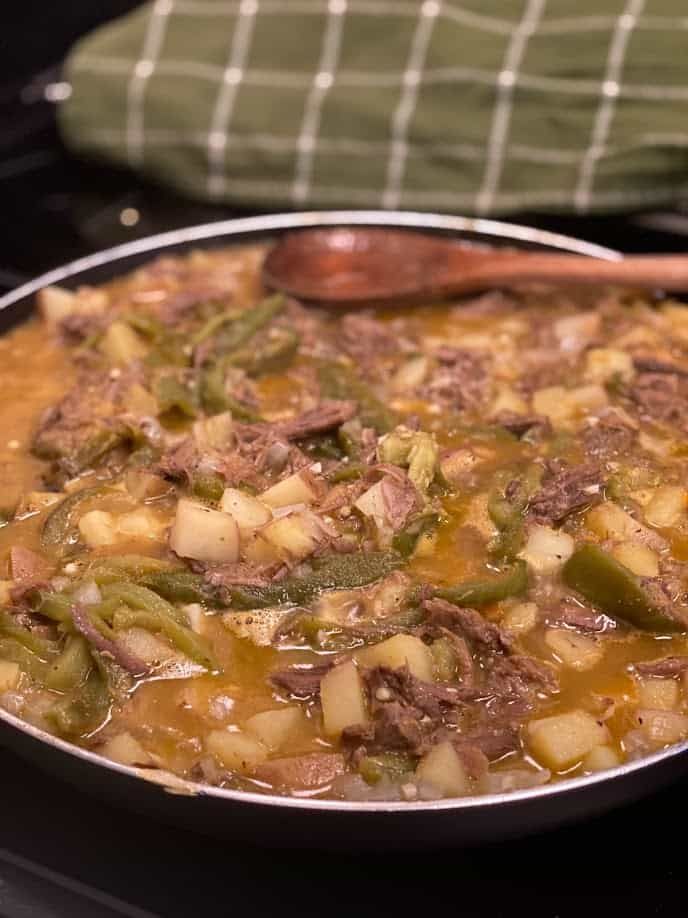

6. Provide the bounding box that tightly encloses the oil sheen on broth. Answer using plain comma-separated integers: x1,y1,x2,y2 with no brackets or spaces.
1,243,688,802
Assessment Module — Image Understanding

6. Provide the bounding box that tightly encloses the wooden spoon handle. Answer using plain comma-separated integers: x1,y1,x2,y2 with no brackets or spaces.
471,253,688,291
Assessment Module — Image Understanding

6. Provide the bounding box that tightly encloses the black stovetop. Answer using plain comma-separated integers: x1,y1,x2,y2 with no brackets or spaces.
2,44,688,918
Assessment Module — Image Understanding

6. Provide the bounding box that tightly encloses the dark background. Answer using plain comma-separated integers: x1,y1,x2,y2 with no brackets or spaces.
0,4,687,916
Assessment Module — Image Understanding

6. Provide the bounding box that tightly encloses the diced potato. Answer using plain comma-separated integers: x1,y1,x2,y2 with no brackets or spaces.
206,729,268,773
533,384,607,427
544,629,604,672
101,732,152,766
125,383,158,417
78,510,118,547
463,493,499,541
260,512,322,560
611,541,659,577
357,634,434,682
637,678,680,711
490,385,528,416
36,285,79,323
261,472,319,508
222,607,291,646
192,412,235,450
416,742,470,797
116,508,167,541
553,312,601,352
519,525,574,574
117,627,179,667
241,532,281,564
220,488,271,533
502,601,539,634
644,485,687,528
169,499,239,563
583,348,634,385
22,491,62,513
0,581,12,605
636,709,688,745
390,355,429,392
0,660,21,693
638,430,675,459
320,661,368,737
583,744,621,772
440,449,479,486
244,707,304,752
528,710,610,770
586,501,658,546
354,480,390,532
125,469,171,502
99,320,148,364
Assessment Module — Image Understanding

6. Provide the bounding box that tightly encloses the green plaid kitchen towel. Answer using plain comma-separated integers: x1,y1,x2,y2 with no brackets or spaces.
59,0,688,215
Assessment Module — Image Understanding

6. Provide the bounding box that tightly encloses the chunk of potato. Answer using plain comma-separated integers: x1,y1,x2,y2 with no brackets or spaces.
528,710,609,770
357,634,434,682
116,508,167,541
586,501,658,546
244,707,304,752
490,385,528,416
101,732,152,767
354,480,390,533
125,383,158,417
219,488,271,533
644,485,687,528
636,709,688,745
222,608,290,646
260,512,322,561
193,412,234,450
206,730,268,773
583,744,621,772
36,285,79,324
320,661,368,737
519,525,574,574
261,472,319,508
544,629,604,672
169,499,239,563
99,320,148,364
390,355,429,392
583,348,634,385
637,678,680,711
0,660,21,693
501,601,539,635
611,541,659,577
79,510,118,547
533,384,607,427
416,742,470,797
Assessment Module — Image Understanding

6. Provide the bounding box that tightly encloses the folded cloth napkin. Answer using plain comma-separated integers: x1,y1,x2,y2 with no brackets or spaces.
59,0,688,215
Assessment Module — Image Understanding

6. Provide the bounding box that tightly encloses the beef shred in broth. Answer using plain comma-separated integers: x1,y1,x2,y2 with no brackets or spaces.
2,243,688,802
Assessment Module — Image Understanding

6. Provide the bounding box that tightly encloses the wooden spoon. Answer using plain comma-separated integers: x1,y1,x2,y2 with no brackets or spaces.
263,227,688,307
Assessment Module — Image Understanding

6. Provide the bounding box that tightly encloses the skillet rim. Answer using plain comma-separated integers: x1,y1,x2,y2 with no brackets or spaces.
2,207,685,816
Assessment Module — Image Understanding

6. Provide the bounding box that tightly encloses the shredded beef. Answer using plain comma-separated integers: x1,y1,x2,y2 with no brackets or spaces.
253,753,345,789
629,372,688,431
380,474,420,530
633,656,688,677
582,412,636,458
491,412,551,439
72,603,148,676
527,461,603,524
422,598,512,654
418,348,489,412
340,315,398,370
274,400,357,440
205,561,285,589
485,654,558,698
632,356,688,377
551,598,616,633
452,723,521,762
269,662,334,697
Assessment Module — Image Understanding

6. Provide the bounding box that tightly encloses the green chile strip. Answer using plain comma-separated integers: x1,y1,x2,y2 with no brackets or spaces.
434,560,529,607
229,552,403,610
562,543,686,632
41,485,113,549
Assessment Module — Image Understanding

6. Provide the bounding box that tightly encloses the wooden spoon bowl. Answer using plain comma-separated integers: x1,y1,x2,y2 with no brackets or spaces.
263,227,688,307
